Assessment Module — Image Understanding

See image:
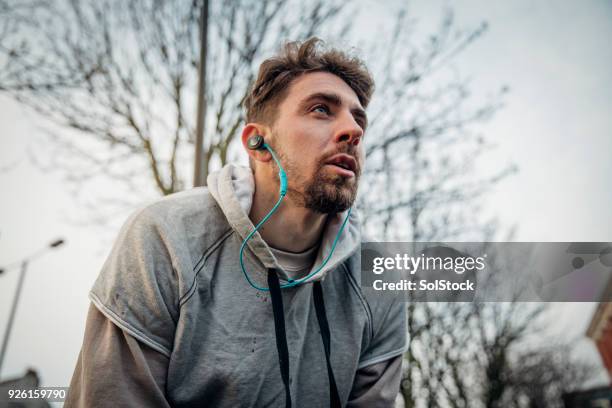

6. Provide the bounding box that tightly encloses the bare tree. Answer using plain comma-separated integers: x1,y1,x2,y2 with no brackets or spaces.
400,295,595,407
358,8,513,242
0,0,353,220
1,2,510,229
0,1,42,90
350,9,593,407
501,344,595,408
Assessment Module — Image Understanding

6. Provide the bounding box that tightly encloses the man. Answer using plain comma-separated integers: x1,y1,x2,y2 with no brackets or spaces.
66,38,407,407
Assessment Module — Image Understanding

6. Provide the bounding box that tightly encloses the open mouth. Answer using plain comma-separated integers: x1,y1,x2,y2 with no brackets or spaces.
324,154,357,176
331,162,352,170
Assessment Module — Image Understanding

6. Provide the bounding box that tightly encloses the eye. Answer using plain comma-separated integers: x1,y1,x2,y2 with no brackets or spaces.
312,104,330,115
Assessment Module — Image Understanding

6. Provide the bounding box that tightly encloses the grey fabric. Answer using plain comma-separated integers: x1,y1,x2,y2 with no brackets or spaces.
65,304,171,408
72,164,407,407
67,305,403,408
269,244,319,279
347,354,403,408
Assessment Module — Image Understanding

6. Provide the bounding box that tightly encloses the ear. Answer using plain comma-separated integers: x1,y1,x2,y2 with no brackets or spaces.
241,123,272,163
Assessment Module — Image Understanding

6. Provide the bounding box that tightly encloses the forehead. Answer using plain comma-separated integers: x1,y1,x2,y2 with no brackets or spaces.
282,71,363,110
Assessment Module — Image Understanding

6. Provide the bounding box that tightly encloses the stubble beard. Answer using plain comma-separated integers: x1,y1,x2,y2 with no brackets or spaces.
303,164,359,213
276,149,360,214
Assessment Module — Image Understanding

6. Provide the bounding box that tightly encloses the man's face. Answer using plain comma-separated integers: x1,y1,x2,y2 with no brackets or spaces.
270,72,367,214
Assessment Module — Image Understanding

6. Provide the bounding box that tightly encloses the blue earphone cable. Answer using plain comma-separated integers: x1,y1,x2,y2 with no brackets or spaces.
239,143,352,291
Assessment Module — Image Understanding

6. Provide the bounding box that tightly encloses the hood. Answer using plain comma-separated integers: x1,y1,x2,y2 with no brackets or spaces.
207,163,361,283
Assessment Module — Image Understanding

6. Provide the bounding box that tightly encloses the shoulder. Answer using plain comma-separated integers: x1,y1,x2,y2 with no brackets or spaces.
90,189,233,352
130,187,223,229
94,187,232,304
121,188,230,250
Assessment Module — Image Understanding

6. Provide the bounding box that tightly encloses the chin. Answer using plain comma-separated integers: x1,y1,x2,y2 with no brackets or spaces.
305,185,357,214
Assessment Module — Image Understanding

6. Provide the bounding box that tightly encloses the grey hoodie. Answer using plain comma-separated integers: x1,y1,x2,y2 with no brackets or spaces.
73,164,407,407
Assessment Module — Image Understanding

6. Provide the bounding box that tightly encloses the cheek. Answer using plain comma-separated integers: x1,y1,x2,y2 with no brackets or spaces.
299,122,329,147
289,134,321,164
276,121,328,173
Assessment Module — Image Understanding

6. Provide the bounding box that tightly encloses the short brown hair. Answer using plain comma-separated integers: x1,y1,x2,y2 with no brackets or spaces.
244,38,374,125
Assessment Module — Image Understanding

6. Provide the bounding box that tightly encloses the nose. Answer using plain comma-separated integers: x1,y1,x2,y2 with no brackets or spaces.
333,113,363,146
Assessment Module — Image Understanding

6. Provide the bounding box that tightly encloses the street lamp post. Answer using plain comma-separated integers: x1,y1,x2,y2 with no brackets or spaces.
0,238,65,377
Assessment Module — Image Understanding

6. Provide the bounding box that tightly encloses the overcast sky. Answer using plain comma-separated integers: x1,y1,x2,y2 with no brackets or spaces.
0,0,610,391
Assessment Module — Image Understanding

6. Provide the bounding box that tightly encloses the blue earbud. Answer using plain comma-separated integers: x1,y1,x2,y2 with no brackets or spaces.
241,135,351,291
247,135,287,196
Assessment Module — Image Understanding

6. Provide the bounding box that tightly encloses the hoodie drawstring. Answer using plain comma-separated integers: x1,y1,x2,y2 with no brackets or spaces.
268,269,342,408
268,269,292,408
313,280,342,408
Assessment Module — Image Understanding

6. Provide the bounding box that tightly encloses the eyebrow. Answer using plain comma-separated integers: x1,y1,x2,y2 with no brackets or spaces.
300,92,368,130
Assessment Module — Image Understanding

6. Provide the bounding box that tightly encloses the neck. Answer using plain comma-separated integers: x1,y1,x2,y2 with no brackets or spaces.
249,177,327,253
